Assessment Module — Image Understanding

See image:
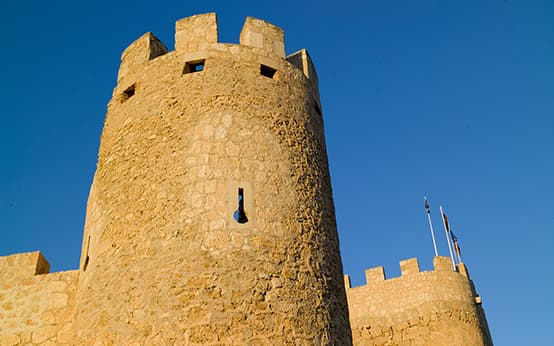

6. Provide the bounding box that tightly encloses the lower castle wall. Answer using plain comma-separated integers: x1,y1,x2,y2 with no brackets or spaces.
345,257,492,346
1,255,493,346
0,252,78,346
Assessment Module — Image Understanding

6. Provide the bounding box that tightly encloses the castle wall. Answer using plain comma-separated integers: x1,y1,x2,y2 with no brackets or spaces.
72,13,351,345
0,252,78,345
0,14,493,346
345,257,492,346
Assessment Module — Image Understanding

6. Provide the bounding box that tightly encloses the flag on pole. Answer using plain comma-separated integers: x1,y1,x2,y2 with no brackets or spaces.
441,211,450,232
451,230,461,257
423,196,439,256
439,206,456,270
424,197,430,214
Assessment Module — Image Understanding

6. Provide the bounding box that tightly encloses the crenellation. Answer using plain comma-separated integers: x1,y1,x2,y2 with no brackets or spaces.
365,265,385,283
0,252,78,345
344,274,352,289
0,252,50,283
118,32,168,82
457,262,470,278
400,257,420,276
240,16,285,58
115,14,317,105
433,255,454,272
175,12,218,53
345,256,492,345
287,49,320,99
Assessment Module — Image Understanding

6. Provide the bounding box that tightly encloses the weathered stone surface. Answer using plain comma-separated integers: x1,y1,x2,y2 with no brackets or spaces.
345,257,493,346
31,325,59,343
68,12,350,345
0,258,78,345
0,13,493,346
0,333,20,346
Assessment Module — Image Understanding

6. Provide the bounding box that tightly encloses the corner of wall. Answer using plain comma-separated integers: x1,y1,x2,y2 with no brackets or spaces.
175,13,218,53
286,49,320,100
240,16,285,58
0,251,50,282
118,32,168,82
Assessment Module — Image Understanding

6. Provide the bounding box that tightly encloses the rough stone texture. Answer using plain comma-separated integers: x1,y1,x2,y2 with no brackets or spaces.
0,252,78,345
0,252,50,281
240,16,285,58
344,257,493,346
71,12,351,345
0,13,493,346
175,13,218,53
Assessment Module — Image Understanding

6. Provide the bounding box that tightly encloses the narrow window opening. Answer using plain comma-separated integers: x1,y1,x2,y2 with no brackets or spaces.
183,60,205,74
260,65,277,79
83,236,90,271
314,102,322,117
120,84,135,103
233,188,249,224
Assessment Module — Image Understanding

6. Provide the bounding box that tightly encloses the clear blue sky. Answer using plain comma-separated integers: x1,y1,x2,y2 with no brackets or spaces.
1,1,552,344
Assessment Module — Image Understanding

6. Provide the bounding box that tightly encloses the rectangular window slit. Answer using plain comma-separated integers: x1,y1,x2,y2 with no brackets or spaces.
260,64,277,79
120,84,135,103
83,236,91,271
184,60,205,74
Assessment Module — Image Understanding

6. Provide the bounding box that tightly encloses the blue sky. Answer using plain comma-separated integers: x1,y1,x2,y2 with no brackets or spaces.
1,1,552,344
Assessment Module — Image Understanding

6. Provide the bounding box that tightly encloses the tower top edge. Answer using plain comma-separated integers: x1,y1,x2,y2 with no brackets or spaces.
117,13,319,92
344,256,471,289
120,13,290,60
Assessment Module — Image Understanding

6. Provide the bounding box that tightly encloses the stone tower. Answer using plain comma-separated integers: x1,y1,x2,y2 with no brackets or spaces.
0,12,493,346
72,13,352,344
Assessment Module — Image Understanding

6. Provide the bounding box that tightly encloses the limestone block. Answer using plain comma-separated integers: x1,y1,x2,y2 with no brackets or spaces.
365,266,385,283
400,258,420,276
0,251,50,281
175,13,218,53
433,256,454,272
118,32,168,82
240,17,285,58
0,333,20,346
32,325,58,343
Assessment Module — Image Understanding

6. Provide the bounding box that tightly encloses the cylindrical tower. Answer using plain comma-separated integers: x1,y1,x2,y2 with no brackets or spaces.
73,13,351,344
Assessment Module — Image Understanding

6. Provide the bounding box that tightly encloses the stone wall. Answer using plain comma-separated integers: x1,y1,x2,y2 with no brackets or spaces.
72,13,351,345
0,252,78,345
344,256,492,346
0,13,494,346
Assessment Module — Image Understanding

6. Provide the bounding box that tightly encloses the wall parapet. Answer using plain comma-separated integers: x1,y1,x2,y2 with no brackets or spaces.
344,256,470,288
118,32,168,82
116,13,318,91
0,251,50,283
345,257,491,345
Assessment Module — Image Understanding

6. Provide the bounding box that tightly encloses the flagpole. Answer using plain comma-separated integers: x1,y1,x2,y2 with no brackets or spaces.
440,206,456,271
424,197,439,257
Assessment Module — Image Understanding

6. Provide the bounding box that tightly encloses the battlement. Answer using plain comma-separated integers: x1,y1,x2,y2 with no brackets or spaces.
345,257,491,345
0,251,50,283
344,256,470,288
116,13,318,93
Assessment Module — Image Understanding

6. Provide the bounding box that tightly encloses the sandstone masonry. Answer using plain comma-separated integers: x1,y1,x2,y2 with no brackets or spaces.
345,257,493,345
0,13,492,346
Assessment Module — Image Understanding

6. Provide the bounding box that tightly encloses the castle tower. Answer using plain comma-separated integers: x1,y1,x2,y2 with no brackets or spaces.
72,13,352,344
